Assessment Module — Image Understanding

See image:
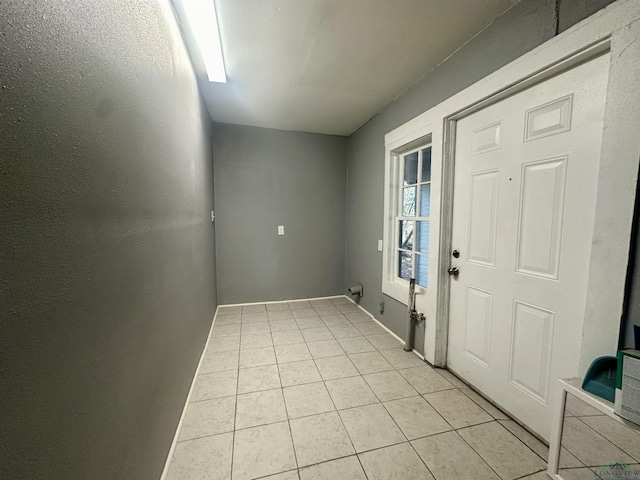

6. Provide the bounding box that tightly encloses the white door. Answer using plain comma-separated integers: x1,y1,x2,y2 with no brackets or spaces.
447,52,610,441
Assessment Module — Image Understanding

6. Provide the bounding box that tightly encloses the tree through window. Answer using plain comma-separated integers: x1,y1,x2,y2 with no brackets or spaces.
396,145,431,287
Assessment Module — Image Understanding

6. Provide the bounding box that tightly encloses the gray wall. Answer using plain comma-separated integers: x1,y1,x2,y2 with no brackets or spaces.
213,123,347,304
0,1,217,479
622,181,640,349
558,0,620,32
345,0,617,354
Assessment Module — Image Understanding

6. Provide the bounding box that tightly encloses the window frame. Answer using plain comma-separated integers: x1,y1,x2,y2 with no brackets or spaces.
382,132,439,316
394,144,432,288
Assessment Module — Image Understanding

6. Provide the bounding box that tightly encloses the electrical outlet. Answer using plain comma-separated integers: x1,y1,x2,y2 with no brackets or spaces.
377,239,383,252
277,225,285,236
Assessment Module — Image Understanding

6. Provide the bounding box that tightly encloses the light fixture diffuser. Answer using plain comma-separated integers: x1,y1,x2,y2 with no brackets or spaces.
180,0,226,83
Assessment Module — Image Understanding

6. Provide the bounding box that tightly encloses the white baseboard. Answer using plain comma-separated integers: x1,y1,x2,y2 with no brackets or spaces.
219,294,346,308
159,307,219,480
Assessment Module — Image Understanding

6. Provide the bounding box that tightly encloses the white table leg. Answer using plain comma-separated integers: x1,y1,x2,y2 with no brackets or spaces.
547,386,567,478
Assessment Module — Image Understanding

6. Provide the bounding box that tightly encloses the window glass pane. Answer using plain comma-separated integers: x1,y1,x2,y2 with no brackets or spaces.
402,186,416,216
421,147,432,182
398,251,412,281
417,221,429,253
404,152,418,185
399,220,413,250
419,183,431,217
416,254,428,288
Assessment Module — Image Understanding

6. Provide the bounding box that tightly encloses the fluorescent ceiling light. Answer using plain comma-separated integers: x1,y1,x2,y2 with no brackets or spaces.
181,0,226,83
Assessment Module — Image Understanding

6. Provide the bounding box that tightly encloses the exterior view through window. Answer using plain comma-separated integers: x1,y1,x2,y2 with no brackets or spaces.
397,145,431,287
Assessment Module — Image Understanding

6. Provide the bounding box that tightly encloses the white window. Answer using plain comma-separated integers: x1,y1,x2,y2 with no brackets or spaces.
396,145,432,288
382,134,433,306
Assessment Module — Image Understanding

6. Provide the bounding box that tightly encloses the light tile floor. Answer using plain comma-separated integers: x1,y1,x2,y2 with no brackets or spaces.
166,296,640,480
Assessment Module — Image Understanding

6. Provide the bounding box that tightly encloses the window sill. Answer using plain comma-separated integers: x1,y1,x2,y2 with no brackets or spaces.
381,278,426,307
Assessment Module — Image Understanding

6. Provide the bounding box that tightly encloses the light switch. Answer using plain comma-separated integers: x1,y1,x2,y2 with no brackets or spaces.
211,211,215,222
377,239,383,251
278,225,285,236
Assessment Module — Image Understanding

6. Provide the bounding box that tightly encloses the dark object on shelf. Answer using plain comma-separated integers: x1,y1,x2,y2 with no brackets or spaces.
582,356,617,403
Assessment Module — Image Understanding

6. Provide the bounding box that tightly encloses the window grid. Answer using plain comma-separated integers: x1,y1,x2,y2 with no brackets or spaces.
395,144,432,287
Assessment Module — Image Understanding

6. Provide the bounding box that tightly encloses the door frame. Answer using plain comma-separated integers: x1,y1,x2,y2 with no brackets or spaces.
384,0,640,368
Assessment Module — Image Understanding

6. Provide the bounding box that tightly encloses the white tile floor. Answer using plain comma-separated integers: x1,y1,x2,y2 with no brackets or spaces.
165,296,639,480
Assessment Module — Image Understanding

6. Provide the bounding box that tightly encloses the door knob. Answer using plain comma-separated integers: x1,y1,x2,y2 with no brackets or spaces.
448,267,459,277
452,250,460,258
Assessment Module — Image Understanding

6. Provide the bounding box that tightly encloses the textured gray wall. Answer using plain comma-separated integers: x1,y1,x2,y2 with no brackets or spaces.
558,0,619,32
623,182,640,349
213,123,347,304
345,0,617,354
0,1,217,479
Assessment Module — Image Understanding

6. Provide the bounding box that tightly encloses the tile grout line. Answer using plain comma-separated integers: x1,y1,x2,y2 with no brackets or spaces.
453,417,525,480
235,307,293,478
191,297,559,479
159,305,221,480
172,299,403,477
288,299,341,473
296,299,373,476
169,391,506,454
497,418,557,465
418,387,536,479
305,306,423,479
309,348,372,480
547,465,606,480
575,414,639,462
266,303,291,446
369,382,440,480
275,345,301,477
459,388,511,419
512,468,549,480
251,467,299,480
343,295,428,362
229,343,241,480
450,417,502,432
309,353,356,462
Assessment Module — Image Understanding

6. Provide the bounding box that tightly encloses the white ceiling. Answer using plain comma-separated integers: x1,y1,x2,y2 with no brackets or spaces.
190,0,519,136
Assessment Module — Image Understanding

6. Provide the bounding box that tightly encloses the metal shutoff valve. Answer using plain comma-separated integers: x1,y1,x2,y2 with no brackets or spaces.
411,309,426,325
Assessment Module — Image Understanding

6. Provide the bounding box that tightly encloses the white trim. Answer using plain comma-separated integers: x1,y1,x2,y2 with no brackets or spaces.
383,128,440,363
218,295,348,307
383,0,640,367
160,307,219,480
382,132,435,305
